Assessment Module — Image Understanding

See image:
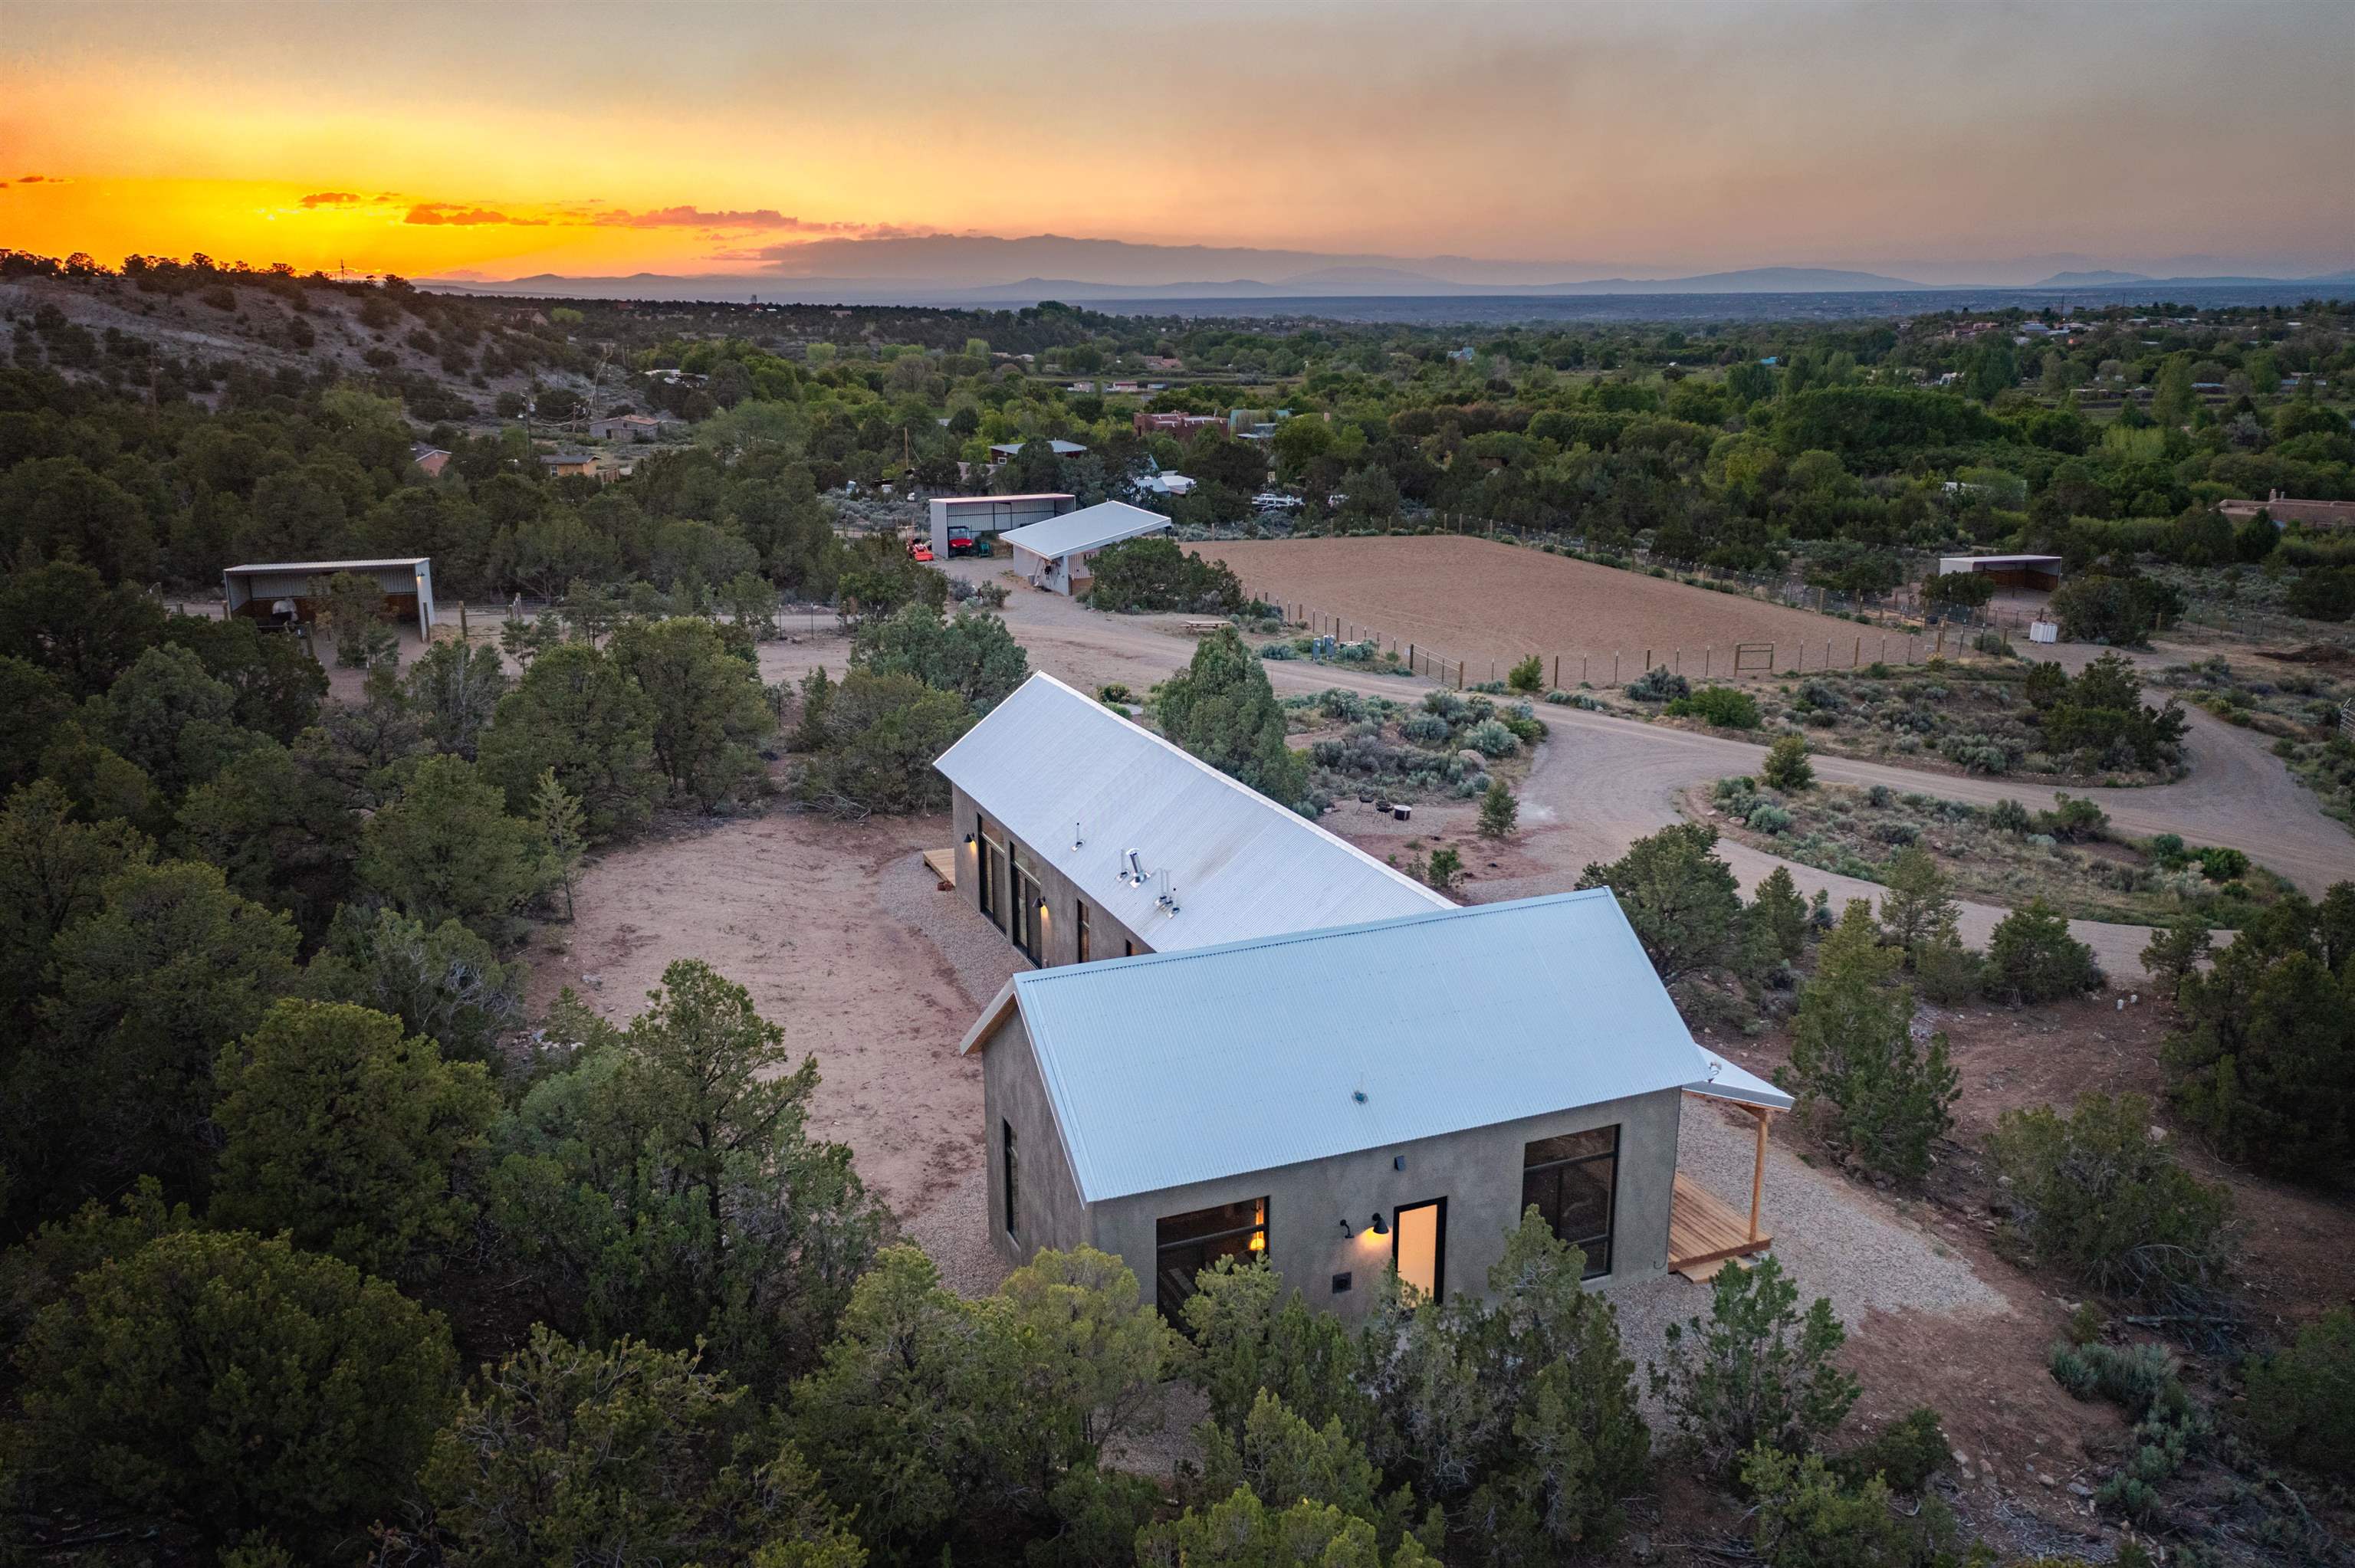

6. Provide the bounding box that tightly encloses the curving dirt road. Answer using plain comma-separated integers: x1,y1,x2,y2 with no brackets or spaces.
952,566,2353,980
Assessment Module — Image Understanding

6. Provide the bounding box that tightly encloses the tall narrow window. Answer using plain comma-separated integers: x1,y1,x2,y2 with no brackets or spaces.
1075,900,1091,964
977,816,997,923
1154,1197,1268,1321
1002,1119,1020,1242
1522,1127,1620,1279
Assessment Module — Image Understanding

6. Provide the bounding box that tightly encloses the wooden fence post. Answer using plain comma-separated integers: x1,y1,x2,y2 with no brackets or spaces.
1853,637,1860,668
1612,651,1621,684
1553,654,1559,689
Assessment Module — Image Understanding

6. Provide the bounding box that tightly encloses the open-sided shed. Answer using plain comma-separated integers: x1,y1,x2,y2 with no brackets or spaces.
222,557,436,638
928,494,1076,559
1936,553,2064,591
998,500,1172,595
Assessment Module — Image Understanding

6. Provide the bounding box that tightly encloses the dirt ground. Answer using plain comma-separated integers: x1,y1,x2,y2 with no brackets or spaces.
1191,535,1926,683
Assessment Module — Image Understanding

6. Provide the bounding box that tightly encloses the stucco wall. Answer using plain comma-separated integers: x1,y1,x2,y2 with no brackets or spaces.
979,1010,1092,1265
949,782,1150,968
1084,1085,1683,1318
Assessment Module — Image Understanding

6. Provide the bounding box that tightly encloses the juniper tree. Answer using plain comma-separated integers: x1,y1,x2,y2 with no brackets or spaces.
1784,900,1958,1183
1155,626,1306,809
1477,779,1519,840
532,766,586,921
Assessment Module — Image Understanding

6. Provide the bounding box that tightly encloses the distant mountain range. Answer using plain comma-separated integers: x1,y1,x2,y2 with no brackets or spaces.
420,228,2352,309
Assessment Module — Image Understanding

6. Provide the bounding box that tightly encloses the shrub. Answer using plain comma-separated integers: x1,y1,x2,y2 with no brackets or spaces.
1989,797,2031,833
1423,845,1464,891
2048,1340,2176,1412
1400,712,1451,745
1626,665,1690,703
1506,653,1545,693
1647,1254,1859,1478
1665,685,1762,729
1097,681,1134,707
2035,792,2110,842
2242,1307,2355,1475
1761,734,1815,791
1832,1406,1949,1494
1983,898,2103,1002
793,668,975,815
1086,535,1244,613
1987,1094,2234,1309
1464,718,1519,758
1421,690,1468,721
1746,802,1792,835
1477,779,1519,840
2148,831,2187,868
2192,845,2249,881
1744,1446,1955,1568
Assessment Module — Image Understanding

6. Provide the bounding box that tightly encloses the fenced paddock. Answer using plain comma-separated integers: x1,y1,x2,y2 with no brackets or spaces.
1196,534,1992,690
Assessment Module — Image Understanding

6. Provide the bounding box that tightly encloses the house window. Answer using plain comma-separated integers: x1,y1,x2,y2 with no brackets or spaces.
1154,1197,1268,1321
977,816,1000,925
1123,939,1135,957
1002,1120,1020,1242
1522,1127,1619,1279
1010,855,1040,961
1075,900,1091,964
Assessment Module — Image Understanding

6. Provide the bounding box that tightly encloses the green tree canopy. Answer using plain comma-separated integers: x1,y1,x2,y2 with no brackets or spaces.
1578,822,1749,989
612,615,775,809
1155,626,1306,809
851,602,1030,711
476,638,661,841
359,753,549,936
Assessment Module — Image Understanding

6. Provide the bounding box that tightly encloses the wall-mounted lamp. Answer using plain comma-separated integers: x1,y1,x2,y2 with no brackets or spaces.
1369,1212,1390,1237
964,833,976,847
1336,1219,1354,1238
1036,897,1049,915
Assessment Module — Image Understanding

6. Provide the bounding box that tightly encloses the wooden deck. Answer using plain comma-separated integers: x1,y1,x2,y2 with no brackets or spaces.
1668,1172,1771,1281
922,848,957,889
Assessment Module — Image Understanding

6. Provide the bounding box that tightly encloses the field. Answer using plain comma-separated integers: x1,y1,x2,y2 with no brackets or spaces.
1190,535,1933,684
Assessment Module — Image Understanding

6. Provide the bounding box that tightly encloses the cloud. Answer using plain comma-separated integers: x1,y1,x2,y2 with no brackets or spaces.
405,202,546,227
591,205,860,232
298,191,363,208
15,174,68,185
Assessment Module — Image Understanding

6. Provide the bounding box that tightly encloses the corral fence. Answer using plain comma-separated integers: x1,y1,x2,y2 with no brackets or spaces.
1242,595,1998,692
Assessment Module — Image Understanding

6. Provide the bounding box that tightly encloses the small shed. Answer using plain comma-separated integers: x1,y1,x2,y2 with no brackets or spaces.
222,557,435,638
928,493,1077,559
1936,553,2065,591
998,500,1173,595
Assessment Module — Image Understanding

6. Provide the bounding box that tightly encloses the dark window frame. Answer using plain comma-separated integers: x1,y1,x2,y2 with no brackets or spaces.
1522,1125,1621,1280
1154,1196,1269,1321
1075,900,1091,964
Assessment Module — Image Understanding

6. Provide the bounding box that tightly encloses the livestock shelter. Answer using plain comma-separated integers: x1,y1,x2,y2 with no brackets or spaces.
934,671,1447,969
222,557,436,638
928,493,1077,559
997,500,1172,595
957,891,1792,1320
1936,553,2064,591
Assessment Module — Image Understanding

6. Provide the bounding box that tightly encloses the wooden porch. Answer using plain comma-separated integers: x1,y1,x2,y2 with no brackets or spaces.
1668,1097,1775,1282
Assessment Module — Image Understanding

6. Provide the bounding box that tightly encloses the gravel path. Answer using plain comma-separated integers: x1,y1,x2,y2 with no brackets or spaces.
1610,1097,2007,1419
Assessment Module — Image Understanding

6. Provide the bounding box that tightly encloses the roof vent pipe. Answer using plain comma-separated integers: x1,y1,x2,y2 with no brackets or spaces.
1073,819,1083,850
1124,848,1144,886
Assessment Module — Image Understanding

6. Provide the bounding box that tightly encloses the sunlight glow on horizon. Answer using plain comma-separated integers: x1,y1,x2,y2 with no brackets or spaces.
4,0,2349,284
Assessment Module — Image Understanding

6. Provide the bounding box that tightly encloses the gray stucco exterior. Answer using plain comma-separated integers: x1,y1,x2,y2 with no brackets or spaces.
976,1005,1684,1317
951,782,1151,969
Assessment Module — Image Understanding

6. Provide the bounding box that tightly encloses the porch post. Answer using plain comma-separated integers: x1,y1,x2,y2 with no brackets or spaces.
1748,1108,1770,1242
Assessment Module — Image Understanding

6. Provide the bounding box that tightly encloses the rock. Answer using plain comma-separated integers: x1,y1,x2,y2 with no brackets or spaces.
2036,1471,2057,1487
2068,1482,2094,1497
1625,1532,1654,1564
1457,749,1486,769
583,973,604,990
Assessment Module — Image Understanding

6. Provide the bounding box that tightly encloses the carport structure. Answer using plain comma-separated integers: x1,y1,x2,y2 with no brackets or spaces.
222,557,436,638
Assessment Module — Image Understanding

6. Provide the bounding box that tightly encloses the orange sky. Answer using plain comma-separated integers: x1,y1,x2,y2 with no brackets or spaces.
4,1,2350,284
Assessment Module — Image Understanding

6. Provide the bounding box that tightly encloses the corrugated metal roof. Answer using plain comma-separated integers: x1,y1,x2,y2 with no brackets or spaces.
998,501,1171,560
935,673,1448,953
1003,890,1732,1202
989,439,1088,456
223,558,429,573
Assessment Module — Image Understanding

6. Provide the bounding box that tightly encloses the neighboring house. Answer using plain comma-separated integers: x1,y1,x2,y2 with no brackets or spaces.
1936,553,2065,591
1141,355,1184,372
927,492,1077,559
587,412,667,441
957,889,1790,1319
998,500,1174,597
223,556,435,639
987,438,1089,464
1134,471,1196,499
2218,491,2355,531
538,453,597,478
1134,411,1223,438
409,443,452,478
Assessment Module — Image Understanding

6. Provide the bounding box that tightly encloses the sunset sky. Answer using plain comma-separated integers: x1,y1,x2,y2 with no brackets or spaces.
4,0,2349,287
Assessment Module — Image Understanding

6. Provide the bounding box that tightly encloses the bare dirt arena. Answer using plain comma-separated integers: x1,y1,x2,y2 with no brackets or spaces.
1192,535,1918,680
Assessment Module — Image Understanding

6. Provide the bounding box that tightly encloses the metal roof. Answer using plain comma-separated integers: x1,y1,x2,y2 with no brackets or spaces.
998,500,1172,560
989,439,1088,456
935,493,1076,507
983,890,1775,1202
1937,553,2064,567
935,673,1448,954
223,558,429,573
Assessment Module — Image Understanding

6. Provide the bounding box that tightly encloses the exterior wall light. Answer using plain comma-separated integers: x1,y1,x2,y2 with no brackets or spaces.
964,833,976,846
1369,1212,1389,1237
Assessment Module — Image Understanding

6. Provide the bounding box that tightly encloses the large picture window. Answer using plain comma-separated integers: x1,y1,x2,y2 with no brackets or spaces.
1011,856,1041,961
1522,1127,1618,1279
977,816,1000,925
1154,1197,1267,1320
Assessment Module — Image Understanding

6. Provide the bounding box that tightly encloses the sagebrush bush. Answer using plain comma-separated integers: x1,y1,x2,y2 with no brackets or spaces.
1746,802,1792,835
1626,666,1690,703
1666,686,1762,729
1464,719,1519,758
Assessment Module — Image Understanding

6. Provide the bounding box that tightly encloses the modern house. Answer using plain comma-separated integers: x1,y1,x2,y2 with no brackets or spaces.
934,673,1789,1318
988,438,1089,465
409,442,452,478
588,412,668,442
1135,410,1223,438
538,452,599,479
935,673,1447,969
222,556,436,639
928,493,1077,559
997,500,1174,596
1935,553,2065,591
956,891,1791,1320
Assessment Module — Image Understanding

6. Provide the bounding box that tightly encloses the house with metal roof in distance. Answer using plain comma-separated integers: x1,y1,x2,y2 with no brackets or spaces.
934,672,1449,970
956,891,1792,1320
1935,553,2065,591
987,438,1089,466
222,557,436,639
997,500,1173,596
